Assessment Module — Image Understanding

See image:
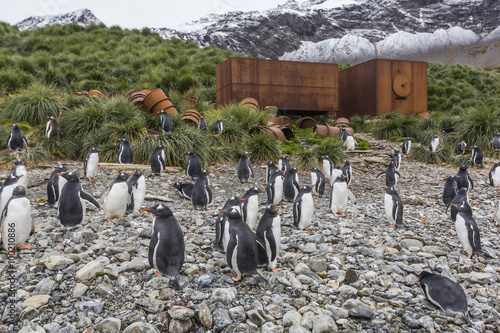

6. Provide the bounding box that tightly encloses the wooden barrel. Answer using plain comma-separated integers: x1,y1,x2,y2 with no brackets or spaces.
241,97,259,109
297,117,317,129
144,89,169,111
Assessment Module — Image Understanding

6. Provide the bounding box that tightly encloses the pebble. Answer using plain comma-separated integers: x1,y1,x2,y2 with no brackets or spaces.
94,317,121,333
75,261,103,281
41,255,74,270
22,295,50,309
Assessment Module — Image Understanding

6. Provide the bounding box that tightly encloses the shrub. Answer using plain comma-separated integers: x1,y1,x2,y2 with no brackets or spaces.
409,143,453,164
204,104,268,130
316,137,346,164
244,133,281,162
295,148,320,169
457,105,500,151
372,114,419,140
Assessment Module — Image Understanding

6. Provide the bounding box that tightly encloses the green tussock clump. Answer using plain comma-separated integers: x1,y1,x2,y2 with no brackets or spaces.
204,104,268,130
457,105,500,151
372,114,420,140
349,115,372,133
280,139,304,155
409,143,453,164
21,147,51,167
244,133,281,162
208,144,240,164
453,154,471,167
296,147,320,169
37,136,80,160
354,137,370,150
316,137,346,165
215,119,250,144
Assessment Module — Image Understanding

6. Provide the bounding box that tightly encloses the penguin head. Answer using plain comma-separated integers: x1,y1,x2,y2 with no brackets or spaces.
220,207,242,219
90,147,100,153
200,170,210,177
265,204,279,216
417,271,434,282
59,172,79,182
459,165,468,171
335,174,347,183
301,185,314,192
158,110,166,114
246,187,264,196
450,202,468,212
115,173,131,182
242,151,251,157
266,161,275,167
12,159,23,166
48,116,57,121
56,164,70,173
184,151,194,157
280,155,287,160
310,167,318,172
223,196,244,210
446,175,457,182
171,181,182,190
3,174,21,186
344,160,351,166
383,186,396,194
133,169,143,177
457,188,468,195
155,145,166,151
393,149,399,154
11,185,26,197
11,124,19,129
142,203,173,217
119,138,129,144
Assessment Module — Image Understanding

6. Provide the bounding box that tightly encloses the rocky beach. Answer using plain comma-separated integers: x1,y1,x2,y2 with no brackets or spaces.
1,133,499,333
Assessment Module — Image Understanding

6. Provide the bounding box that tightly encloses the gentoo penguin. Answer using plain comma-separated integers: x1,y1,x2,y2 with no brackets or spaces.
401,137,412,155
278,155,291,173
47,164,70,207
391,149,401,171
191,170,212,210
7,124,28,151
126,170,146,212
331,164,343,181
451,203,491,258
241,187,265,230
293,185,315,230
197,116,207,130
150,145,166,176
57,172,100,228
171,181,194,200
237,152,253,183
489,133,500,151
266,161,279,184
344,133,356,151
10,159,29,188
45,116,62,141
158,110,173,134
102,173,131,221
441,130,449,140
442,176,458,206
143,203,184,290
256,204,281,272
220,206,267,283
329,175,348,217
283,167,300,201
322,156,334,182
384,186,403,227
1,186,33,253
117,138,133,164
448,188,472,222
215,196,244,251
340,127,347,142
84,147,100,180
184,152,202,179
429,135,439,152
471,146,483,168
0,175,22,217
266,170,284,205
342,160,352,186
418,271,471,323
310,167,325,197
489,162,500,187
214,119,223,134
493,191,500,226
376,161,401,188
455,141,467,155
456,165,473,190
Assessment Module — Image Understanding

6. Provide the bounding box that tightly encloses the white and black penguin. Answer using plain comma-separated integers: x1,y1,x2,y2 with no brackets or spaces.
322,156,334,182
45,116,62,141
256,204,281,272
332,164,343,181
171,181,194,200
197,116,207,130
471,146,483,168
442,176,458,206
329,175,348,217
451,203,492,259
57,172,100,228
293,185,315,230
456,165,474,191
341,160,352,186
10,159,29,188
344,133,355,151
310,167,325,197
7,124,28,151
220,206,267,283
448,188,472,221
84,147,100,180
0,175,22,216
237,152,254,183
391,149,401,171
429,135,439,152
266,161,279,184
102,173,132,221
489,162,500,187
384,186,403,227
376,161,401,188
401,137,412,155
216,196,244,252
241,187,265,230
489,133,500,151
266,170,284,205
191,170,212,210
1,186,34,252
126,169,146,212
158,110,173,134
418,271,471,323
340,127,348,142
283,167,300,202
455,141,467,155
144,203,185,290
117,138,133,164
150,145,166,176
184,152,202,179
47,164,70,207
214,119,223,134
493,190,500,227
278,155,291,173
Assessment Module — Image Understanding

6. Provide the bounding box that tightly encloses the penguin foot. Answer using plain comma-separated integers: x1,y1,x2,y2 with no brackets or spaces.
154,270,162,277
231,276,242,281
388,224,395,228
272,268,282,272
18,244,32,250
36,199,48,203
205,207,212,211
334,213,340,217
7,252,18,258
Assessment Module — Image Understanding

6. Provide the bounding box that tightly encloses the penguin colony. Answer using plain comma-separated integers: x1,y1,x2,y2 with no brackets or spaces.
1,121,499,330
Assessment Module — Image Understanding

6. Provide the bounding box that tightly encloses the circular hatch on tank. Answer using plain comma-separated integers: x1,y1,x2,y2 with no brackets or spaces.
392,73,412,98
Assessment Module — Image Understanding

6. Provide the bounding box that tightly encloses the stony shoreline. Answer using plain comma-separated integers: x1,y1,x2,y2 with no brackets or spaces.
1,133,499,333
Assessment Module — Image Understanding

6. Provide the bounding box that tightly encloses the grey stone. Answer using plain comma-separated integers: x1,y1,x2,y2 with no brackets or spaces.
308,258,327,273
401,239,423,249
338,285,358,299
168,306,195,320
283,310,302,328
76,301,104,314
198,273,216,288
260,322,284,333
42,323,61,333
145,276,175,289
469,272,492,284
72,283,88,298
229,306,246,322
345,300,374,319
123,257,150,271
75,261,103,281
222,323,258,333
34,277,56,295
312,315,338,333
246,309,266,326
266,303,285,319
122,322,160,333
422,245,450,256
402,314,423,328
20,306,39,321
18,324,46,333
135,298,164,313
95,317,122,333
289,324,310,333
325,305,348,320
210,288,236,304
196,302,212,329
76,317,92,329
41,255,73,270
213,308,233,332
168,319,193,333
301,311,314,330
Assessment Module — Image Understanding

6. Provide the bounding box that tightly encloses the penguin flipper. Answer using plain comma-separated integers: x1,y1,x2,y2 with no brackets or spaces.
23,135,29,148
293,197,302,228
395,170,401,178
468,220,481,254
265,229,277,262
226,234,236,269
252,272,268,284
347,189,357,204
81,190,100,209
468,175,474,190
376,171,386,178
489,170,493,186
256,235,268,266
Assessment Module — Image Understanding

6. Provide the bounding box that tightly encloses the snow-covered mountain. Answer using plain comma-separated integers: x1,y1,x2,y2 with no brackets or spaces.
15,1,500,68
16,8,101,31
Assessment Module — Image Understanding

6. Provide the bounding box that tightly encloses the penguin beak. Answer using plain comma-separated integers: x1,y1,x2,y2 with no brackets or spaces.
67,167,71,170
219,209,227,213
129,173,134,176
382,186,387,189
457,176,460,178
311,185,315,188
274,209,278,212
183,152,187,155
261,190,266,193
450,203,457,207
249,152,252,154
170,184,174,187
18,175,23,178
344,176,348,179
240,198,246,201
142,208,151,211
117,138,121,141
97,149,101,151
57,173,62,176
0,161,5,164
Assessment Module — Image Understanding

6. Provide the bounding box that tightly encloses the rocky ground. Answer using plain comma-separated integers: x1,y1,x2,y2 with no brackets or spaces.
1,133,499,333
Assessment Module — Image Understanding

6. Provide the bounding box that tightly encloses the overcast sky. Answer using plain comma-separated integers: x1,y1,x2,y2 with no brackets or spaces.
0,0,290,29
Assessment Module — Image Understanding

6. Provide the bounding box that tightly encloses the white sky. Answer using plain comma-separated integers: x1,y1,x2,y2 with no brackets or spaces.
0,0,291,29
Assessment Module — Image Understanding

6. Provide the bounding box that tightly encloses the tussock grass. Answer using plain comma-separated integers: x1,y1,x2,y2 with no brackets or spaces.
316,137,346,164
457,105,500,151
204,104,268,130
244,133,281,162
296,148,320,170
410,143,453,164
372,114,420,140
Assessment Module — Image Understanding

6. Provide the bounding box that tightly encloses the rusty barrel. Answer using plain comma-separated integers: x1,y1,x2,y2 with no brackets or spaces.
297,117,317,129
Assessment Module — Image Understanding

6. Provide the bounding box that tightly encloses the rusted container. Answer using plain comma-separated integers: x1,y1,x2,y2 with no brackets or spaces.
144,89,169,111
334,117,350,127
313,125,354,138
73,90,89,96
297,117,317,129
182,110,202,125
240,97,259,109
270,124,294,140
182,97,197,109
141,88,152,94
88,90,103,98
267,116,293,129
151,99,175,113
338,59,427,117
